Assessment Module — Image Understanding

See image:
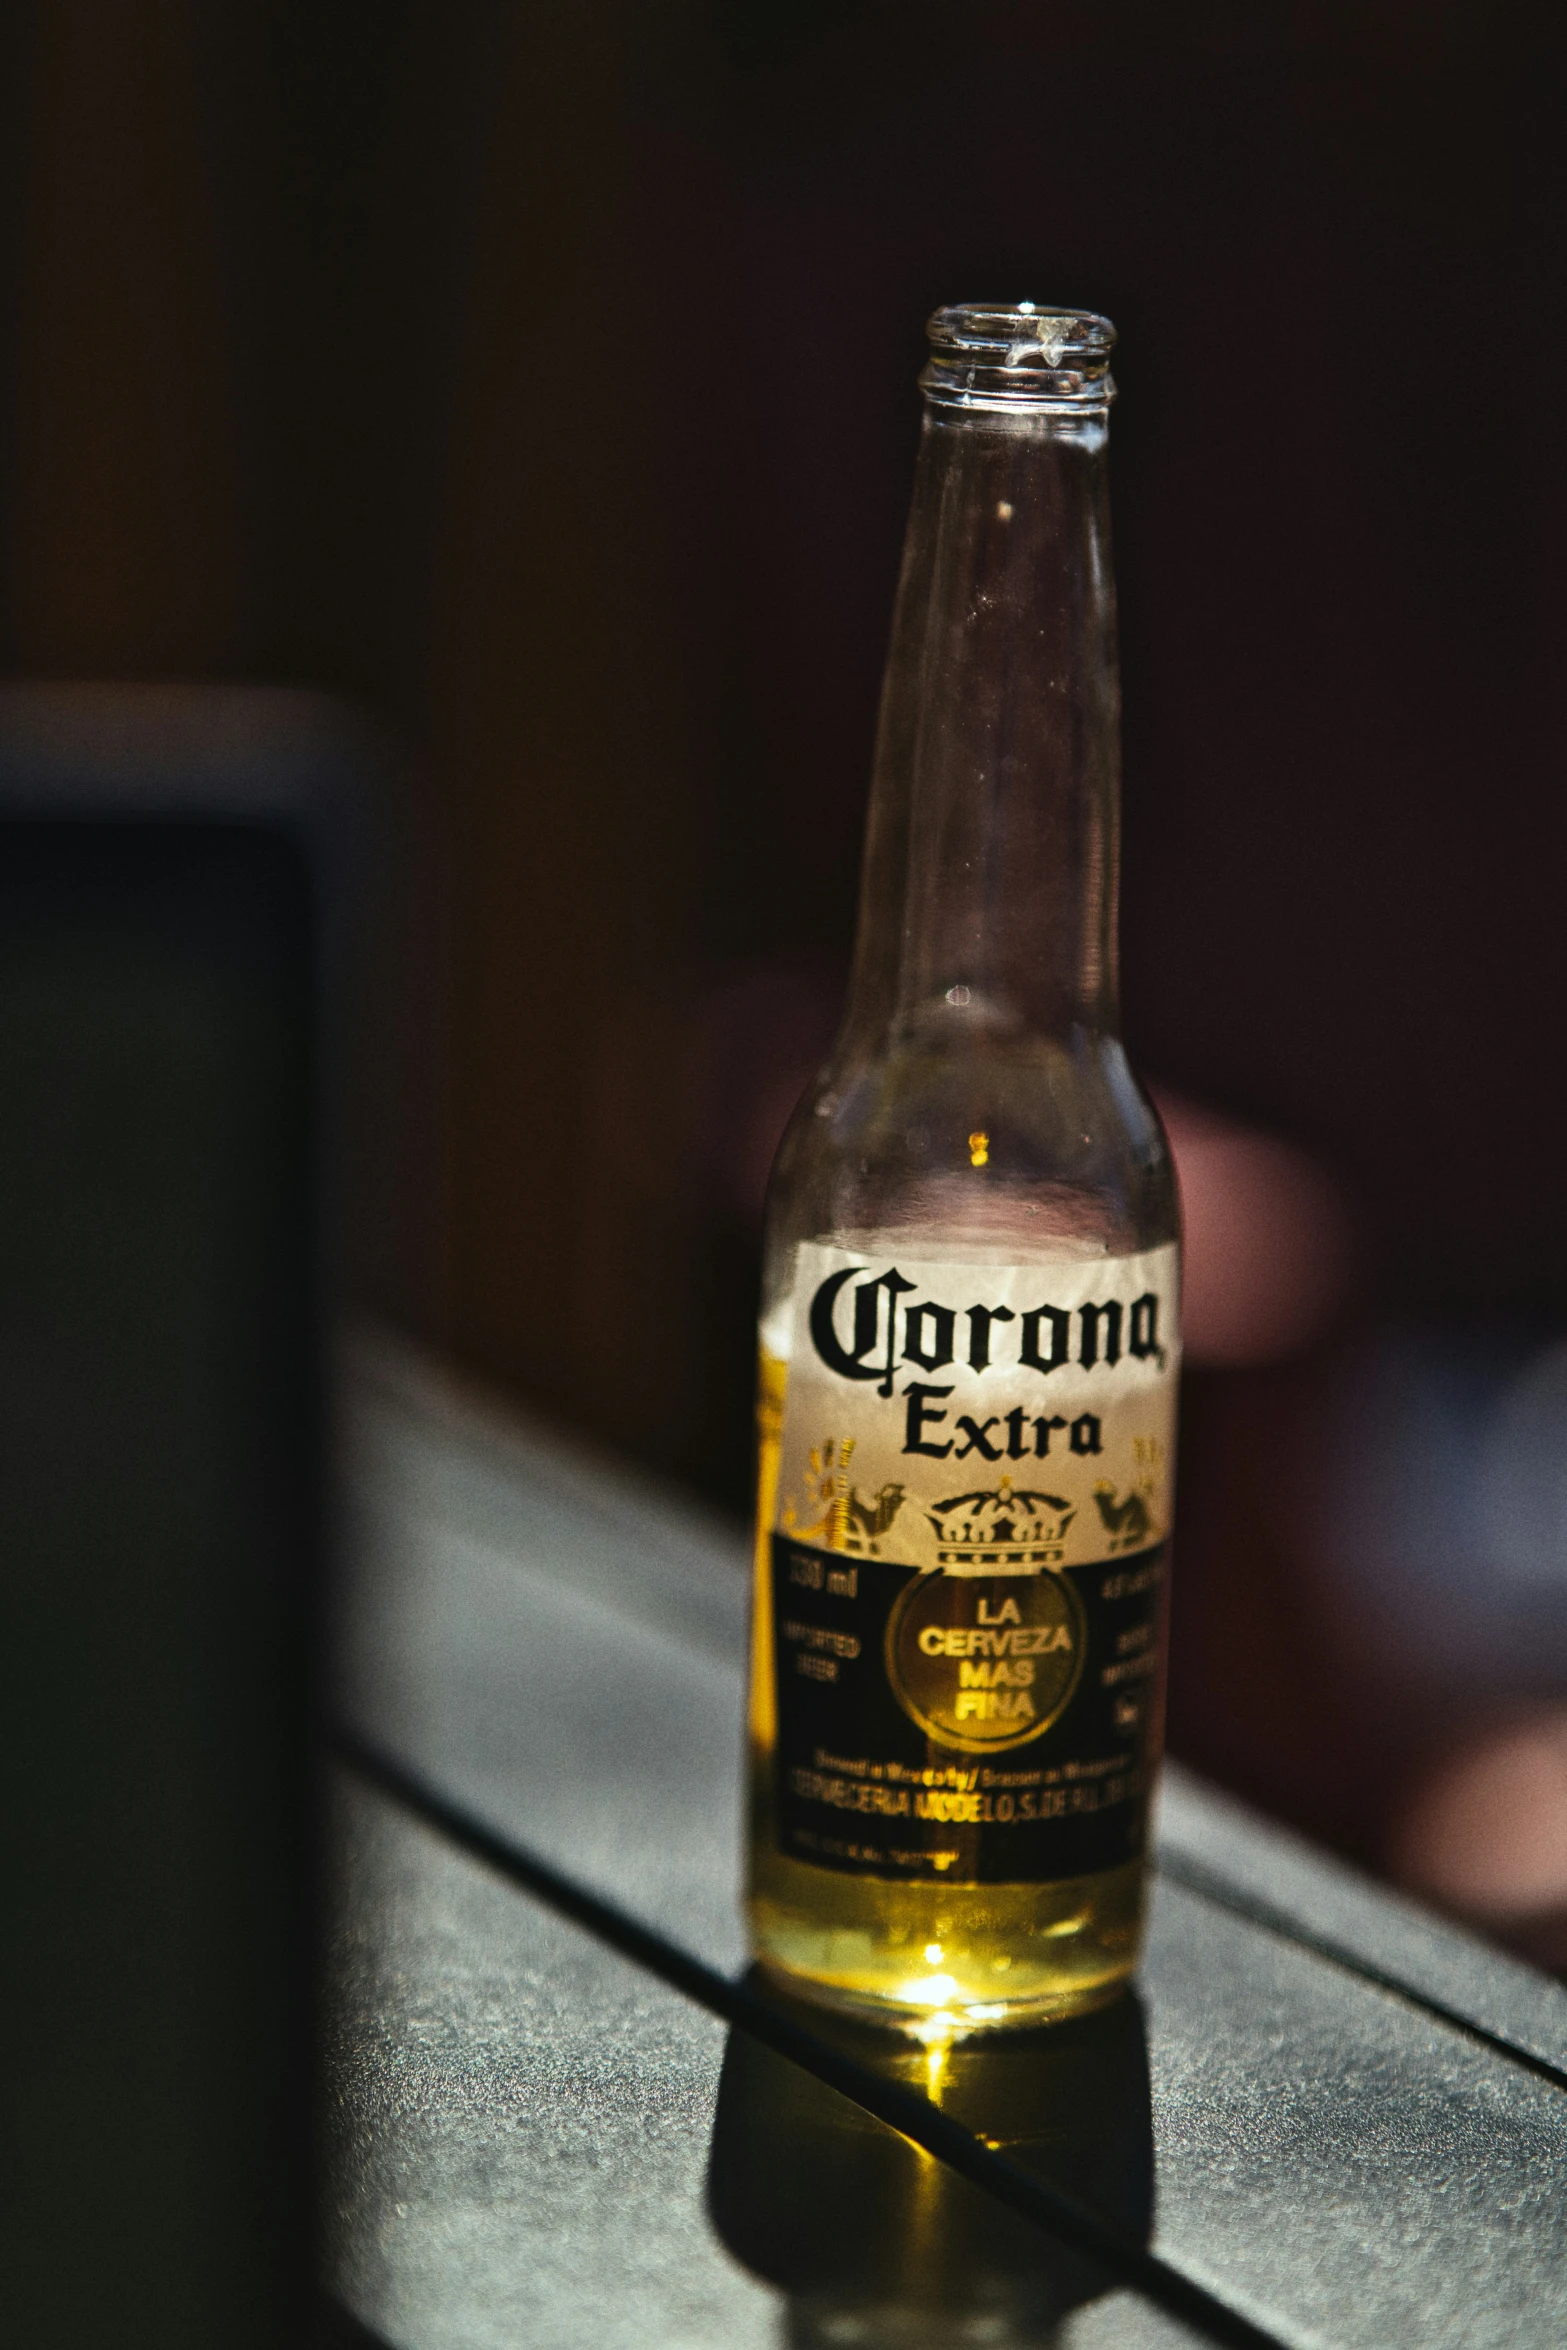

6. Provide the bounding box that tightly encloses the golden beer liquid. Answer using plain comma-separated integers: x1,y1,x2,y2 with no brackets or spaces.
745,1351,1148,2033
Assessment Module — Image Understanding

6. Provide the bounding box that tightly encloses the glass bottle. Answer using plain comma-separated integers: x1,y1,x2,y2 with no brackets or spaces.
746,303,1180,2033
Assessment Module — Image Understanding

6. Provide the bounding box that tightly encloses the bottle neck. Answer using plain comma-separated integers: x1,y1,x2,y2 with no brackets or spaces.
841,401,1121,1058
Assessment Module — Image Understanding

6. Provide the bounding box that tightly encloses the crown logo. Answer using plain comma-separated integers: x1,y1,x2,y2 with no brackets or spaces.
926,1475,1074,1566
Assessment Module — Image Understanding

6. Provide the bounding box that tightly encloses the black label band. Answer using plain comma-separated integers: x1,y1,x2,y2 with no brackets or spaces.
771,1534,1166,1885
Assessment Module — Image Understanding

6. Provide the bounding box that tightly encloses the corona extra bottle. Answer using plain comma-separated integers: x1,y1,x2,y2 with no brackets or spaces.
747,303,1180,2032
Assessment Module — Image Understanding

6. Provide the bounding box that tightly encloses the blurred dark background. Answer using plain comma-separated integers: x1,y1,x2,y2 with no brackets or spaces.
5,0,1567,1944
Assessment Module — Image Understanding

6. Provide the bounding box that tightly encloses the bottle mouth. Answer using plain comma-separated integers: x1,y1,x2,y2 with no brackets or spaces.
922,303,1116,413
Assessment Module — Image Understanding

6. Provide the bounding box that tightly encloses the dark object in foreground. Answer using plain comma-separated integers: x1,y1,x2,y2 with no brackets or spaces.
0,690,367,2347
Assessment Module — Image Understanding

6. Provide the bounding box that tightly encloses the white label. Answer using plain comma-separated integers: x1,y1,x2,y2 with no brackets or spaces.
775,1241,1180,1577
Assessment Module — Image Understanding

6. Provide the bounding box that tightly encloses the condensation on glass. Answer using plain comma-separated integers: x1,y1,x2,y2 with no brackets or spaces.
746,303,1181,2034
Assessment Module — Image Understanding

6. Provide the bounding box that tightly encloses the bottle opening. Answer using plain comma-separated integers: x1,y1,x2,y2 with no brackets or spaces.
922,302,1116,413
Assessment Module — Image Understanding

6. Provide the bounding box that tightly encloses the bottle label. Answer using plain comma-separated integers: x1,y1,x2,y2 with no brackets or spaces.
768,1241,1179,1885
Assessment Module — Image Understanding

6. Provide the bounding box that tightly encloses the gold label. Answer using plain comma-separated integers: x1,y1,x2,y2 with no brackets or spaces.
765,1242,1179,1883
884,1568,1086,1753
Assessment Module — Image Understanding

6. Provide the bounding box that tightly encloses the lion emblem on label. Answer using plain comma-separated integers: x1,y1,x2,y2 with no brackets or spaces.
1090,1481,1155,1552
783,1437,908,1556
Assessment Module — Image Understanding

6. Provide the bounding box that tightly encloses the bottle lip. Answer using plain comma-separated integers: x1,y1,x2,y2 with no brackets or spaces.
922,302,1117,414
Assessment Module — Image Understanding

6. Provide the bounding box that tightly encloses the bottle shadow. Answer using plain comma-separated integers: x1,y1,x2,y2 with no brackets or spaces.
707,1977,1154,2349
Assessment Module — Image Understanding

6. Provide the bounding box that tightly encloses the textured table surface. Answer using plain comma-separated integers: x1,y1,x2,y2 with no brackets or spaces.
329,1336,1567,2350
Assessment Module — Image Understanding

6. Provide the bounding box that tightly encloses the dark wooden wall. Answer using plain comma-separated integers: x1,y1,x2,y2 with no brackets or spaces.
4,2,1565,1522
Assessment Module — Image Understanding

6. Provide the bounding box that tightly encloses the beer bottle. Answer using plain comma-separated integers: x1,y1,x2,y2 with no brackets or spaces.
747,304,1180,2032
